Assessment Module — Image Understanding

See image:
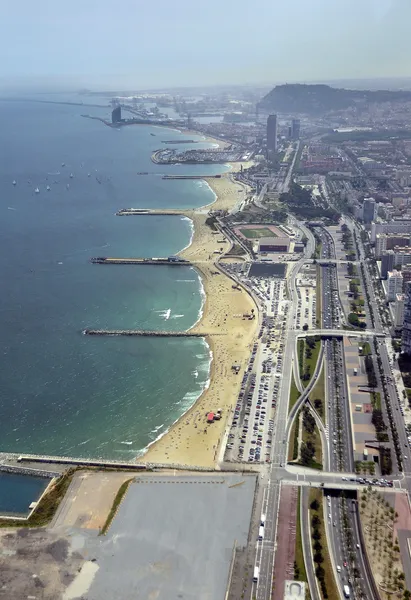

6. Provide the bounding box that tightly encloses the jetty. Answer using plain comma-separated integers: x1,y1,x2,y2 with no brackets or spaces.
161,140,198,144
116,208,189,216
83,329,209,337
90,256,190,265
162,174,221,180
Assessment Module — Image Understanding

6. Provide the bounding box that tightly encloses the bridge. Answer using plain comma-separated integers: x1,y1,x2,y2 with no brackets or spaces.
296,329,385,339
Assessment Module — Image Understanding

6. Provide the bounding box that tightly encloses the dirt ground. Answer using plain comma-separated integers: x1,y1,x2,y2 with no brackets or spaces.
360,488,406,598
51,471,136,531
0,528,85,600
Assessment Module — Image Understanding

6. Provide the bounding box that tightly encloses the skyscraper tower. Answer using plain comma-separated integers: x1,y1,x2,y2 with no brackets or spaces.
266,114,278,154
291,118,301,140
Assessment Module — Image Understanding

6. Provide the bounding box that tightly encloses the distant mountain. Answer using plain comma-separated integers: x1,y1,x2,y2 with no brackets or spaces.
259,84,411,115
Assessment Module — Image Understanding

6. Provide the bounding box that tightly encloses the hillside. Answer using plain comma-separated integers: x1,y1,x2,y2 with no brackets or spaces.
259,84,411,115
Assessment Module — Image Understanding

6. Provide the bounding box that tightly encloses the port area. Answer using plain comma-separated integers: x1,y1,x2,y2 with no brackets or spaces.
82,329,217,337
90,256,190,265
116,208,190,216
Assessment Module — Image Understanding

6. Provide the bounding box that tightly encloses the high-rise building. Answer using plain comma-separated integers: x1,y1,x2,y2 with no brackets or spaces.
375,233,411,257
291,118,301,140
387,270,403,302
266,114,278,154
395,293,405,329
402,266,411,291
112,106,122,124
362,198,377,224
381,250,411,278
371,220,411,242
402,282,411,354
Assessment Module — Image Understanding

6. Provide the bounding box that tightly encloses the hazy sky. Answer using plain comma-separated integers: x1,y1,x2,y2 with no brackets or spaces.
1,0,410,90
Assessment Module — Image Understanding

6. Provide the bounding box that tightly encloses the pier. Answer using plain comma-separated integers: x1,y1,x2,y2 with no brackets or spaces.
161,140,198,144
83,329,210,337
116,208,189,216
90,256,190,265
162,174,221,180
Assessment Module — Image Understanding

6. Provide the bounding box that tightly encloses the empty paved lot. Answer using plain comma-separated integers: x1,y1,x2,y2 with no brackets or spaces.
86,473,256,600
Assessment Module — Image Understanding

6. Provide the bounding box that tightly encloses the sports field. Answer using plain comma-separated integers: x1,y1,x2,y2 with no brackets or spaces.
239,227,277,239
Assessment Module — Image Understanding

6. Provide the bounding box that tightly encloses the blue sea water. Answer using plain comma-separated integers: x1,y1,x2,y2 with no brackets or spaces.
0,99,225,459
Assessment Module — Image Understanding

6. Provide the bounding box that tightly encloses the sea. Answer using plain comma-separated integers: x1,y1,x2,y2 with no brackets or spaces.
0,97,227,460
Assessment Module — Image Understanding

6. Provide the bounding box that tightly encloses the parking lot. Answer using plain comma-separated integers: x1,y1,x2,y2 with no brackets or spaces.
294,264,317,330
223,275,288,464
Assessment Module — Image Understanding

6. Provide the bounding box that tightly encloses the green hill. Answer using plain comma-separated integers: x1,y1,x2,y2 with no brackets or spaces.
259,84,411,115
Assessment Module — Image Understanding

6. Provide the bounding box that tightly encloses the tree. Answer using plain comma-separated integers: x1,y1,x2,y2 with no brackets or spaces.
303,323,309,331
310,498,320,511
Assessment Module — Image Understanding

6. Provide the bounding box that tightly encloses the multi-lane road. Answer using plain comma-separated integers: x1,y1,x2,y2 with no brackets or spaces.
226,211,411,600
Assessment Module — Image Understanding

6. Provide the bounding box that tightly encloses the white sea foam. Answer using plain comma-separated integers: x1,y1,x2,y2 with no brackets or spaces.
193,369,199,379
176,280,196,283
170,314,184,319
178,215,194,253
138,338,213,459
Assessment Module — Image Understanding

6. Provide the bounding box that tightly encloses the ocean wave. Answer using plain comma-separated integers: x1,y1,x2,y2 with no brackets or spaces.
170,314,184,319
178,216,194,253
176,280,196,283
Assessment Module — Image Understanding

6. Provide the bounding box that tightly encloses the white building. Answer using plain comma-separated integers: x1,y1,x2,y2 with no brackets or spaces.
395,293,405,328
387,270,403,302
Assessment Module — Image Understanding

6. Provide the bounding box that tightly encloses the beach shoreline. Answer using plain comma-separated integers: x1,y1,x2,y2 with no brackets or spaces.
140,161,258,468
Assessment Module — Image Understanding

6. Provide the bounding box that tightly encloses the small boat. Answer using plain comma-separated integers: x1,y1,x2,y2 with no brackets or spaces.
46,185,51,191
34,187,40,194
66,183,70,190
87,173,91,177
69,173,74,179
12,180,17,186
61,162,65,167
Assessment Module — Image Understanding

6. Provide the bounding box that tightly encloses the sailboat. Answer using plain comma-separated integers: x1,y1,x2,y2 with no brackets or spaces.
34,187,40,194
12,180,17,186
69,173,74,179
46,185,51,191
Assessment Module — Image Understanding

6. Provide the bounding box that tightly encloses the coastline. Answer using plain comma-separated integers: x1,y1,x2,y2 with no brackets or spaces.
141,165,258,467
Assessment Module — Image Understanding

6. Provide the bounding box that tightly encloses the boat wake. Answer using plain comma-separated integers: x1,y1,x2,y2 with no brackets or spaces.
155,308,171,320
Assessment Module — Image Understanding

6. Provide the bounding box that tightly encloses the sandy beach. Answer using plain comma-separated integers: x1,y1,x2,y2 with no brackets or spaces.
141,167,258,467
